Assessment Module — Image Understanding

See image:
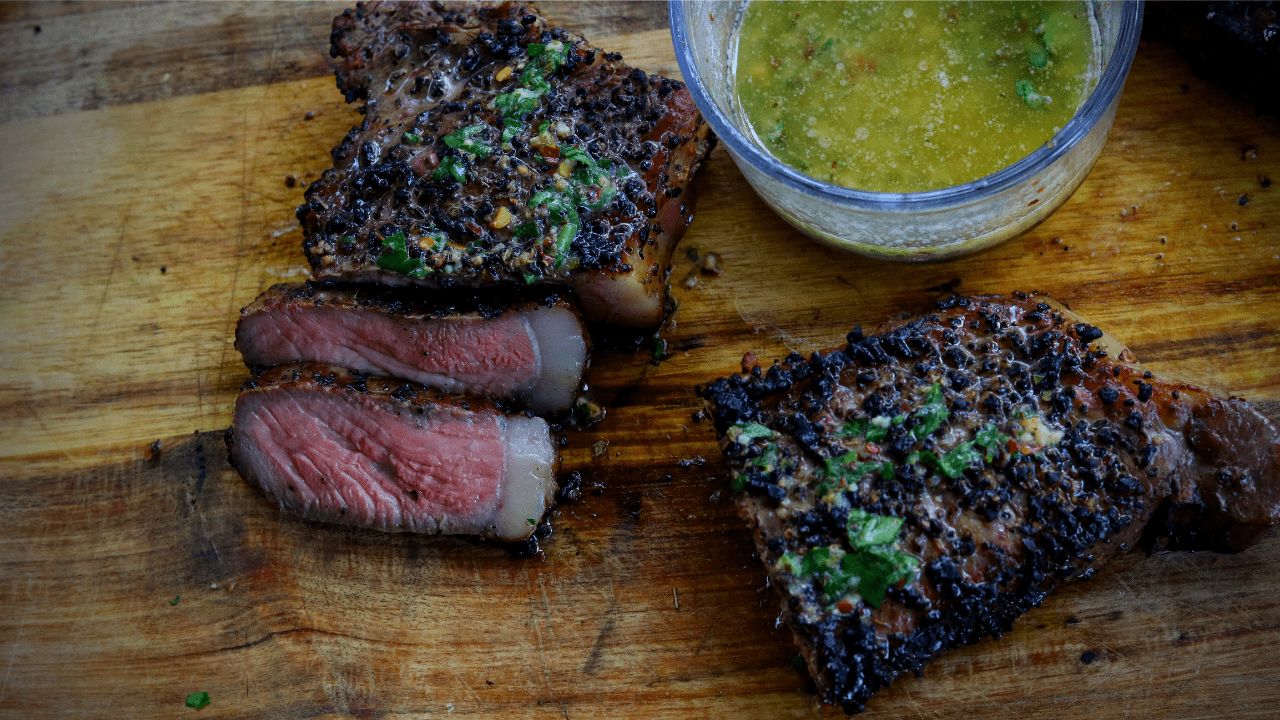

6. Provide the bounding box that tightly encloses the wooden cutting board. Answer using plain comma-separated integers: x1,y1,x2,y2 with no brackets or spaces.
2,3,1278,718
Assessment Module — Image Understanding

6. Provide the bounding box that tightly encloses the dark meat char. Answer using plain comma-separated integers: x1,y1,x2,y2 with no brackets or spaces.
228,363,558,541
236,282,589,413
699,294,1280,714
298,1,715,327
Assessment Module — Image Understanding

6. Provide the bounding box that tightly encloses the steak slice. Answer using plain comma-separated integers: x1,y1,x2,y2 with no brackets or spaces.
699,294,1280,714
297,1,715,327
228,363,558,541
235,282,589,414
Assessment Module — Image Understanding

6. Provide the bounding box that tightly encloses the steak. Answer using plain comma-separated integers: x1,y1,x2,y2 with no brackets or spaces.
228,363,558,541
236,282,589,414
698,294,1280,714
297,1,716,327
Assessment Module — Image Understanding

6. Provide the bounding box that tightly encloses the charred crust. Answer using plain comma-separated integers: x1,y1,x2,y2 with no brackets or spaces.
699,294,1279,713
304,1,715,295
242,280,576,323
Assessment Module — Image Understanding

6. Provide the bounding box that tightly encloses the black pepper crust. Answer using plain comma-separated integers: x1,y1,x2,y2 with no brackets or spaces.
299,1,715,326
698,294,1280,714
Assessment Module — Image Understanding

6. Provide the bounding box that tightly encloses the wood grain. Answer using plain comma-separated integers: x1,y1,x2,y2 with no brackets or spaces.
1,431,1277,719
0,1,667,123
1,4,1279,718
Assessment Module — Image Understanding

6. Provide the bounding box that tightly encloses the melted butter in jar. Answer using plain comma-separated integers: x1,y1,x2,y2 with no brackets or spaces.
735,1,1098,193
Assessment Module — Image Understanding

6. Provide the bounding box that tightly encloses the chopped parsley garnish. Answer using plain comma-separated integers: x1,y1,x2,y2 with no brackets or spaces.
835,383,950,452
442,124,493,158
526,518,536,526
521,271,538,284
731,422,775,441
730,440,787,493
169,594,180,606
974,422,1010,460
776,510,920,608
496,88,543,124
431,155,468,183
553,216,580,267
651,336,670,362
905,422,1010,478
766,120,786,147
836,546,919,607
185,691,211,709
376,230,443,278
560,145,594,166
1015,79,1049,107
836,418,868,438
815,453,892,496
528,146,628,266
915,443,983,479
846,508,904,549
910,382,949,439
865,417,890,443
495,41,571,145
430,126,493,183
572,400,593,425
512,221,539,238
524,41,570,84
402,131,423,144
800,546,834,576
751,444,779,469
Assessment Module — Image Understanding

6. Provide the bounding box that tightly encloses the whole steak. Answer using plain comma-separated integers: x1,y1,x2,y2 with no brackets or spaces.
699,294,1280,713
297,1,715,327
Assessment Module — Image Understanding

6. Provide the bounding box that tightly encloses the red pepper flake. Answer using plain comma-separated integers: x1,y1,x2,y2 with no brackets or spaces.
836,601,854,614
866,443,881,455
1006,439,1019,453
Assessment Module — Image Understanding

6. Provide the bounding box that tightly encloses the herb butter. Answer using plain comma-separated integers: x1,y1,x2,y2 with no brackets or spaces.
735,1,1098,192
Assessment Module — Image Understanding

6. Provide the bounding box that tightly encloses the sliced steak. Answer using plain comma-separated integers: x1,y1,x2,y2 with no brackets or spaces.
236,282,589,414
228,363,558,541
699,294,1280,714
296,1,715,327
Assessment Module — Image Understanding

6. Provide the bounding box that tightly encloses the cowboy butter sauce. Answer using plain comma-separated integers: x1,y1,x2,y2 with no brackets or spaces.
735,1,1098,193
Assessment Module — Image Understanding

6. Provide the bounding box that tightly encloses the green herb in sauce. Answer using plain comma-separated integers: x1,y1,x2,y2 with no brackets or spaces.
910,382,949,439
376,230,445,277
819,453,893,492
442,124,494,158
496,41,570,144
528,147,626,267
974,422,1011,459
512,222,539,238
905,421,1011,478
733,422,777,441
735,1,1097,192
185,691,211,710
915,443,983,479
777,508,920,607
431,155,469,184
